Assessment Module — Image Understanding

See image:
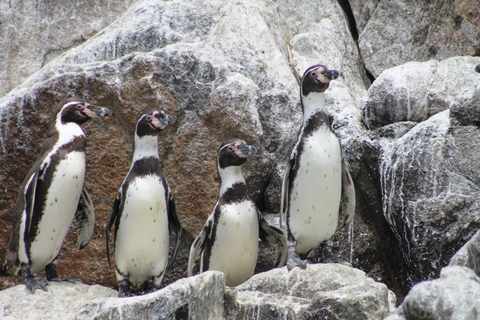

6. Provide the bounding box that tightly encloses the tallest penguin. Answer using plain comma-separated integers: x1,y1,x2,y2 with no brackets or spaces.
281,65,356,269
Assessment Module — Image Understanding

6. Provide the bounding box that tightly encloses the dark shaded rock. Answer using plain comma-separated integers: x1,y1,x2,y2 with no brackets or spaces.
385,266,480,320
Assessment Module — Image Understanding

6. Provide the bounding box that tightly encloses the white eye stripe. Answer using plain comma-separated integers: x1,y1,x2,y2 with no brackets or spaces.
62,101,83,110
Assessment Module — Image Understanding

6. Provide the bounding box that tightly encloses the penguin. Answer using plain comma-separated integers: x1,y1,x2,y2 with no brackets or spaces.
188,139,287,287
1,97,112,292
280,64,356,270
106,109,182,297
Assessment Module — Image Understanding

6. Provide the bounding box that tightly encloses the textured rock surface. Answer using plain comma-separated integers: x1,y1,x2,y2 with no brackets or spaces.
77,271,225,320
0,265,395,320
385,266,480,320
362,57,480,129
0,0,138,97
0,282,116,320
226,264,396,320
359,57,480,293
357,0,480,78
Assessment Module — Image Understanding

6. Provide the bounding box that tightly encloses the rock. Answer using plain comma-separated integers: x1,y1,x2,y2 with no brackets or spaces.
0,265,396,320
0,0,138,97
450,229,480,277
0,281,116,320
76,271,225,320
385,266,480,320
348,0,380,35
378,102,480,290
357,0,480,78
362,57,480,129
225,264,396,319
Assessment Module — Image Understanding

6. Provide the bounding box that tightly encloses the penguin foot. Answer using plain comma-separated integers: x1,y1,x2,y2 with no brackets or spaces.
286,250,308,271
21,265,48,293
118,280,134,297
24,277,48,293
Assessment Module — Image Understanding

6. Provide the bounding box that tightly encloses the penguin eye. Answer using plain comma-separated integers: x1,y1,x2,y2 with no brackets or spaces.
146,115,153,121
76,104,83,110
228,146,234,151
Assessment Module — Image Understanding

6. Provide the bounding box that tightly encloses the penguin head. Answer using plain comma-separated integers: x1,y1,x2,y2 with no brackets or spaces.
301,64,339,96
136,109,173,137
218,138,257,169
59,97,112,125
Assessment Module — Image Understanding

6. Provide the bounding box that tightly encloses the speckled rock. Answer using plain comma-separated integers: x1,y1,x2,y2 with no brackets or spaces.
76,271,225,320
0,282,117,320
362,57,480,129
357,0,480,78
385,266,480,320
225,263,396,320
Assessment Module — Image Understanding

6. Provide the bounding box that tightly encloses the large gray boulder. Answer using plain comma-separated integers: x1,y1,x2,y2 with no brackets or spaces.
363,57,480,293
0,265,396,320
0,282,116,320
226,264,396,320
0,0,138,97
385,266,480,320
355,0,480,78
77,271,226,320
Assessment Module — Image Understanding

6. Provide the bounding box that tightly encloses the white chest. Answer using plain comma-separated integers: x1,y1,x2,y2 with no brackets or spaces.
114,175,170,286
288,129,342,254
207,201,259,286
28,151,86,272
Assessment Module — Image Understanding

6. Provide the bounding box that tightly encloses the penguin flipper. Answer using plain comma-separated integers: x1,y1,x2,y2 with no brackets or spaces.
24,169,40,239
75,186,95,250
340,160,355,226
188,217,213,277
280,149,296,229
258,214,288,267
106,192,121,268
167,188,182,266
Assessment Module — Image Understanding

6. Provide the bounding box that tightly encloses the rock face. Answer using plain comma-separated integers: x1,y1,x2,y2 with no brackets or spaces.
77,271,226,320
385,266,480,320
0,0,139,97
0,282,117,320
364,57,480,291
225,264,396,320
354,0,480,77
0,265,396,320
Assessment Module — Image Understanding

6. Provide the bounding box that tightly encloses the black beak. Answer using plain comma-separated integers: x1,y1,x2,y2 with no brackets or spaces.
87,105,112,117
237,144,257,157
323,69,340,81
157,113,173,126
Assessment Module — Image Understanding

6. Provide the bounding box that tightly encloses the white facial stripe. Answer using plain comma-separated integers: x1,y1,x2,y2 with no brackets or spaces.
40,106,85,174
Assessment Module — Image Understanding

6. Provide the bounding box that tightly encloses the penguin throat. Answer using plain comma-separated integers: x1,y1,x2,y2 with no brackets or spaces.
218,166,246,196
55,112,85,146
132,135,159,162
301,91,326,126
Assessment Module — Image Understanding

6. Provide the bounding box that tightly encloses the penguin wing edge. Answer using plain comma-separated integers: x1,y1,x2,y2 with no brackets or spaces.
167,188,182,266
187,218,213,277
280,149,296,229
258,214,288,268
75,186,95,250
340,160,356,226
106,192,121,268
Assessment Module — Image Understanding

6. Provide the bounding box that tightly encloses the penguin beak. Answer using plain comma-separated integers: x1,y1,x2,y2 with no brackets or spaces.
236,143,257,158
84,104,112,118
321,69,340,82
157,113,173,126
